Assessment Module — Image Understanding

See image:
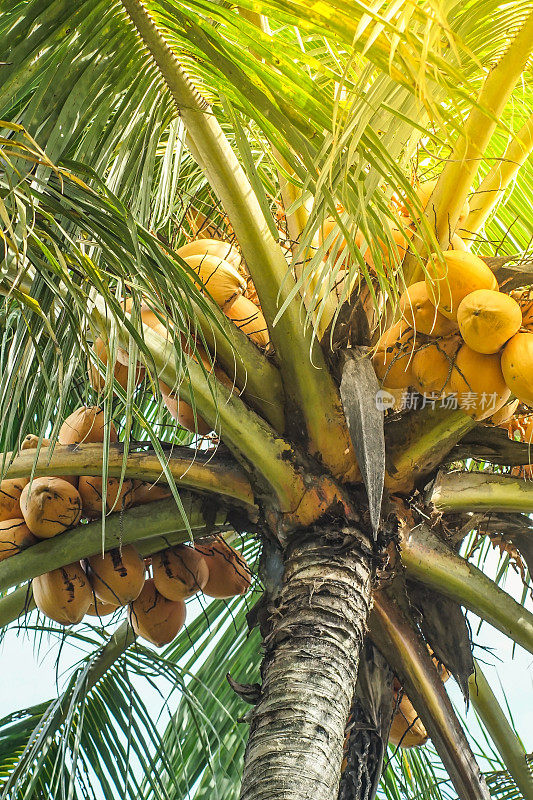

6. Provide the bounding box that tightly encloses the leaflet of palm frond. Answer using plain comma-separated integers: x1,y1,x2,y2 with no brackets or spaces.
407,582,473,701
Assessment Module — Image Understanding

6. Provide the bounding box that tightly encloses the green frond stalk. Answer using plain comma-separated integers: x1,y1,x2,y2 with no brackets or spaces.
0,496,227,593
428,470,533,514
192,297,285,432
400,524,533,656
5,444,256,510
405,9,533,282
469,659,533,799
385,407,476,492
0,528,193,631
0,586,34,629
118,0,357,483
371,594,489,800
462,113,533,238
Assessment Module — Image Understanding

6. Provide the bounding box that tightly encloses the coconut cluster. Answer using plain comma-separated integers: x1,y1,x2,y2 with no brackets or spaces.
89,238,269,435
372,249,533,424
2,407,252,642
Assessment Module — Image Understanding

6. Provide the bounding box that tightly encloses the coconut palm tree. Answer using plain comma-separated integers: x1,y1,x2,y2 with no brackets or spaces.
0,0,533,798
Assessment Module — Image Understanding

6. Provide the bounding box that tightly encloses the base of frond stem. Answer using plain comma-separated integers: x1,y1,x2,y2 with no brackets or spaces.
240,525,374,800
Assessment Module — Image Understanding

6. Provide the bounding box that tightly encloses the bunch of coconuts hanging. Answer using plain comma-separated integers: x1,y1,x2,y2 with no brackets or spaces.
372,247,533,423
309,179,470,339
88,238,270,436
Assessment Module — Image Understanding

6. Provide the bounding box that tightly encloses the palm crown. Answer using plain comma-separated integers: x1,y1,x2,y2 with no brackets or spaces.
1,1,533,799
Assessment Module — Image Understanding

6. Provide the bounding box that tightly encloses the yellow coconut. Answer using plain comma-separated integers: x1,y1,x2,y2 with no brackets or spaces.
411,179,470,226
450,344,510,420
20,477,82,538
364,220,411,270
399,282,457,336
411,335,461,395
224,295,270,347
0,519,37,561
457,290,522,354
86,545,145,604
177,239,242,270
89,336,144,393
86,598,120,617
33,562,92,625
78,476,134,518
153,545,209,601
0,478,29,522
389,694,428,748
490,398,519,427
20,434,49,451
501,332,533,407
159,381,212,435
184,254,246,308
194,537,252,598
59,406,118,446
373,321,416,389
425,251,498,320
128,578,186,647
131,480,171,506
449,234,467,251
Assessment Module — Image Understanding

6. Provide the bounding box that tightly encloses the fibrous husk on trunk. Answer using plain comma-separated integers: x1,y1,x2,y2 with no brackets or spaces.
128,578,186,647
85,545,145,604
33,562,92,625
0,519,37,561
20,477,82,538
152,544,209,601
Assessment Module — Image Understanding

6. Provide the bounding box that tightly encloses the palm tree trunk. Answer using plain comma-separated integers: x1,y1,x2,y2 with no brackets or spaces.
240,524,374,800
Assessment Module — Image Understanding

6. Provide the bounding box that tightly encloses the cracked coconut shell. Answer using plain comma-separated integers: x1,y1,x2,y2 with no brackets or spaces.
20,477,82,538
128,578,186,647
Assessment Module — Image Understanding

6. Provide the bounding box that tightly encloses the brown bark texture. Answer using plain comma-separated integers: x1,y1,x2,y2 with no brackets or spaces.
240,524,374,800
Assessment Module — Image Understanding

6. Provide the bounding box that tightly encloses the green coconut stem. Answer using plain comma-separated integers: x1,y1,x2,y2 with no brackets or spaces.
371,594,490,800
0,585,35,629
191,296,285,433
385,407,476,493
400,524,533,656
5,444,256,510
428,471,533,514
93,298,313,514
118,0,356,484
462,112,533,238
0,495,227,594
469,659,533,798
0,527,202,631
404,9,533,283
